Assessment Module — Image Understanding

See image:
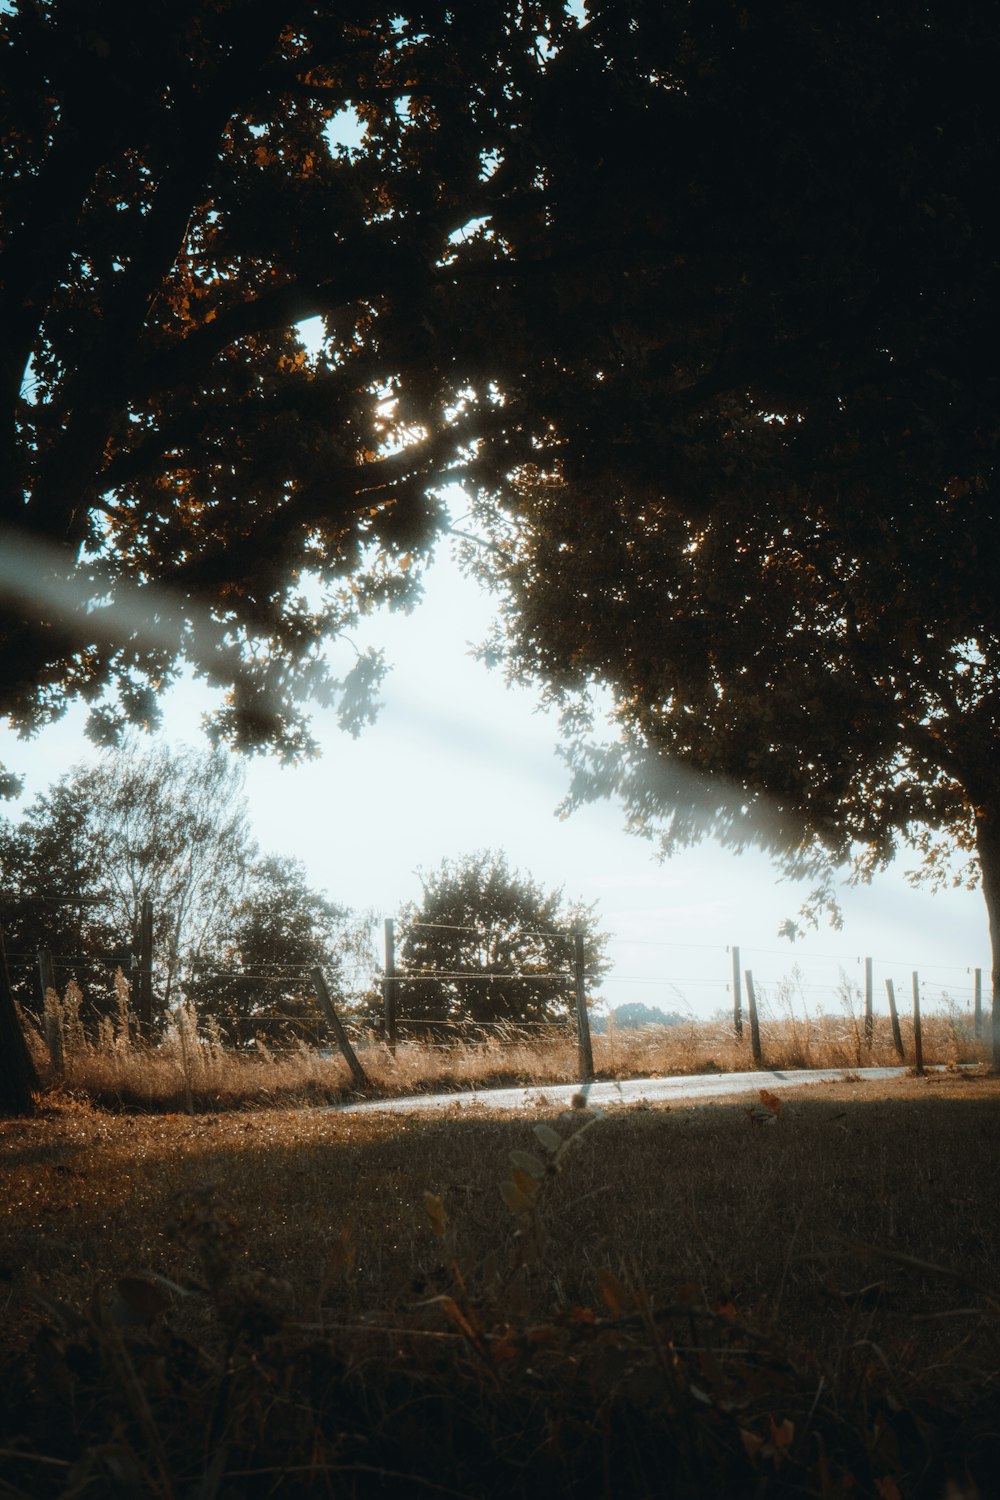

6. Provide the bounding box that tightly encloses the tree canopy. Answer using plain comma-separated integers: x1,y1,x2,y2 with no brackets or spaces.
0,0,581,770
395,849,607,1029
461,7,1000,960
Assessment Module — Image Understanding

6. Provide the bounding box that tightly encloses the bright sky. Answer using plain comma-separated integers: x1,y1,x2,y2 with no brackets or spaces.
0,540,988,1022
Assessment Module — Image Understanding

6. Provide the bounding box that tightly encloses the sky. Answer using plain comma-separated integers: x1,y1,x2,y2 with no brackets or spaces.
0,537,989,1023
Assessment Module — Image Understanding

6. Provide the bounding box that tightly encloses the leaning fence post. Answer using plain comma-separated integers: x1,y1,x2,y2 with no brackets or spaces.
310,968,370,1091
884,978,905,1059
974,967,983,1038
744,970,764,1067
573,927,595,1082
383,918,397,1054
731,945,743,1039
37,948,62,1075
136,895,154,1039
864,957,874,1046
911,970,924,1076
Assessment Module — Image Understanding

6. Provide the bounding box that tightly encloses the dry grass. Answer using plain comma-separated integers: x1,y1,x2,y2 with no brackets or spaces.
2,1073,999,1496
21,981,991,1113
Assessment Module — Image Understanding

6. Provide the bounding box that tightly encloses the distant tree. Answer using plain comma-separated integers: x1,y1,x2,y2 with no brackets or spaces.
591,1004,686,1035
0,741,252,1016
0,745,369,1051
185,855,368,1046
395,850,608,1030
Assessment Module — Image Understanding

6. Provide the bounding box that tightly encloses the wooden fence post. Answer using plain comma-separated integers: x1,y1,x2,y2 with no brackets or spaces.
136,896,153,1038
731,945,743,1039
744,969,763,1067
310,968,370,1091
383,918,397,1053
864,956,873,1046
974,967,983,1038
884,978,905,1059
573,927,595,1082
37,948,62,1075
911,971,924,1076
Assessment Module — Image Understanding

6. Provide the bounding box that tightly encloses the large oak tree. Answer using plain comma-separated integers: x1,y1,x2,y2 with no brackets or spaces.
457,3,1000,1058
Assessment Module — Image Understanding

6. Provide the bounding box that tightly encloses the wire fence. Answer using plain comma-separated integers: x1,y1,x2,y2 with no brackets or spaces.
8,912,993,1057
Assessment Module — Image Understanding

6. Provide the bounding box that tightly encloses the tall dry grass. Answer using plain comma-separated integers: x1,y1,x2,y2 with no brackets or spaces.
20,970,990,1112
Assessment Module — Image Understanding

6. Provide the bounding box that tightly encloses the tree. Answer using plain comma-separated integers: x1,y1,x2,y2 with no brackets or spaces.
0,741,251,1016
184,855,368,1046
0,744,368,1047
0,0,582,773
452,5,1000,1062
395,850,608,1030
591,1005,685,1035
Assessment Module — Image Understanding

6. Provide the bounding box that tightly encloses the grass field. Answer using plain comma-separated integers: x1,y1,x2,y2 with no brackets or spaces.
2,1070,999,1497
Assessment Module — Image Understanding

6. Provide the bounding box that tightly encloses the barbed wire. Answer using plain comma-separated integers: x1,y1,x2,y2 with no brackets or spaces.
393,969,571,982
183,969,318,983
405,920,576,940
186,961,316,975
397,1017,570,1031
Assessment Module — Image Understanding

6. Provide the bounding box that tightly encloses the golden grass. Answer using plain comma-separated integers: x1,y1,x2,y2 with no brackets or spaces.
21,985,991,1113
2,1074,999,1496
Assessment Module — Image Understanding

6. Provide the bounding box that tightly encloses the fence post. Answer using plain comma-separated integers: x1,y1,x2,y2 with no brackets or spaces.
383,918,397,1053
864,956,873,1047
37,947,62,1075
744,969,763,1067
310,968,370,1091
136,895,153,1039
573,927,595,1082
731,945,743,1038
884,978,905,1059
974,967,983,1038
911,971,924,1076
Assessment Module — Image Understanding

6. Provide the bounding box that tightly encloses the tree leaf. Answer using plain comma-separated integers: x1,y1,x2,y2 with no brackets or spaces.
533,1123,562,1154
423,1191,448,1237
501,1180,534,1215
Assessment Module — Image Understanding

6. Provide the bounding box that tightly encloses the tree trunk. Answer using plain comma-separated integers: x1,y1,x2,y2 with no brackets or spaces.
974,807,1000,1071
0,943,39,1115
